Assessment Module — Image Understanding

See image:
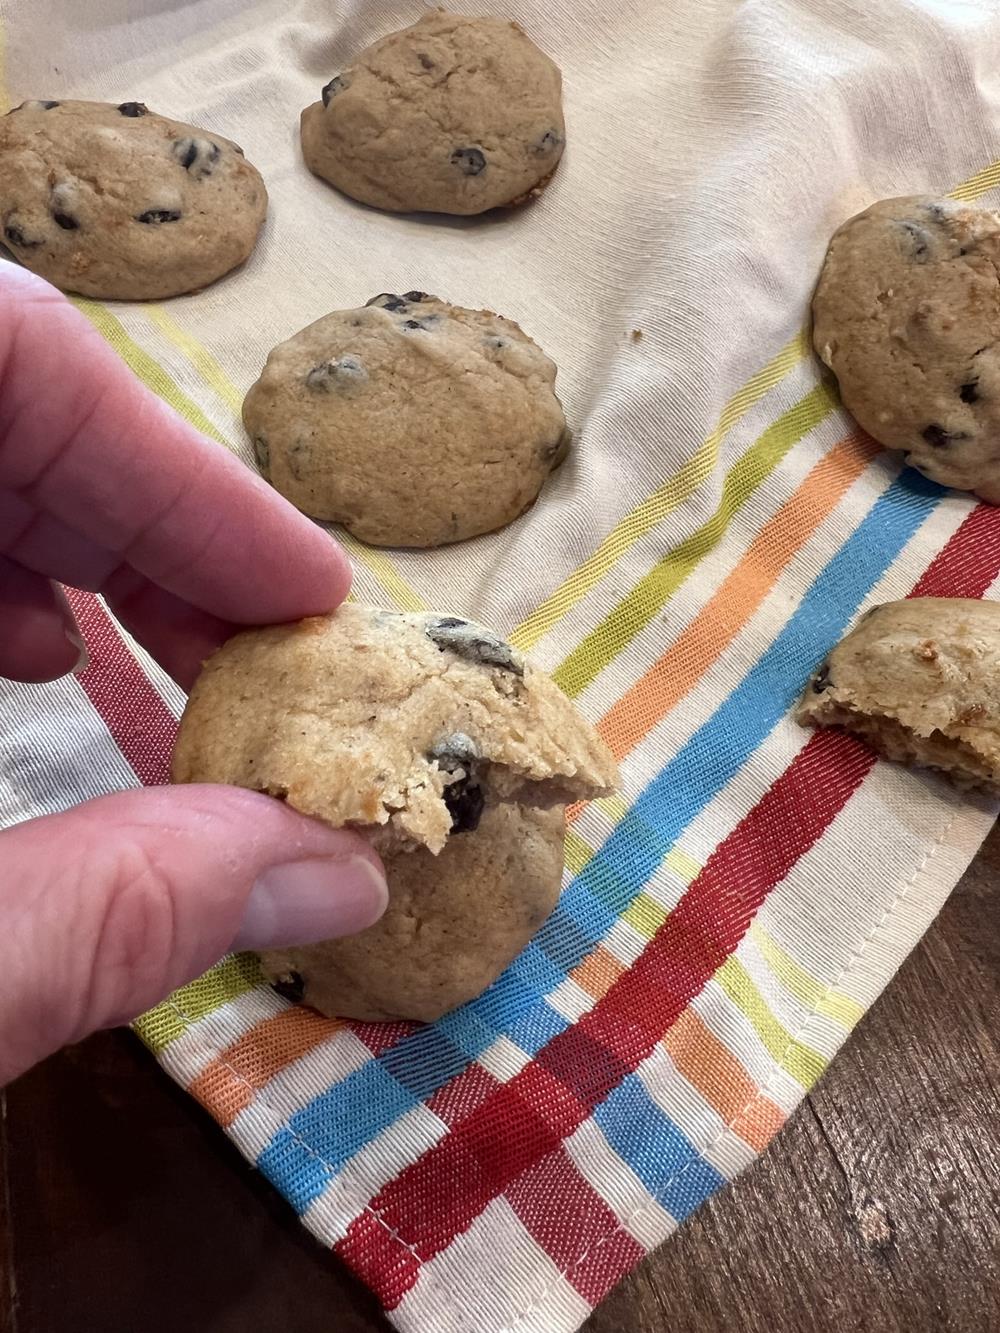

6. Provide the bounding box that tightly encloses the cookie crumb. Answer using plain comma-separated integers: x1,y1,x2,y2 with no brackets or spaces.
630,328,643,342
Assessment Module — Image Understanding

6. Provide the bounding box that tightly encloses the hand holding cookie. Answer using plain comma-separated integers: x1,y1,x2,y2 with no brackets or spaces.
0,265,388,1085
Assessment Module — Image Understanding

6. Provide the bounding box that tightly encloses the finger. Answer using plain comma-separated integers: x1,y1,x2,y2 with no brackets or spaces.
101,566,236,689
0,490,121,590
0,785,388,1087
0,557,85,682
0,264,352,624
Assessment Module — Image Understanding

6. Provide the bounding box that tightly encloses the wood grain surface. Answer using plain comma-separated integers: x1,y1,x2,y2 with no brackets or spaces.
2,825,998,1333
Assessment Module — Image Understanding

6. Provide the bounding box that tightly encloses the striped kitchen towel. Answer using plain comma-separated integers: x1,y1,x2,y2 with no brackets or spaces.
3,1,1000,1329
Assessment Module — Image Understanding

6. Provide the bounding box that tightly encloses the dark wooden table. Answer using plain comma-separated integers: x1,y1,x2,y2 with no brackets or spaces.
3,827,999,1333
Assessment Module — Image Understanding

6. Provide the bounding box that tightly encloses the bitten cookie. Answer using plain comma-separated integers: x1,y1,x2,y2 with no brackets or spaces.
243,291,569,548
798,598,1000,794
171,603,618,854
300,11,565,214
261,803,566,1022
813,196,1000,504
0,99,267,299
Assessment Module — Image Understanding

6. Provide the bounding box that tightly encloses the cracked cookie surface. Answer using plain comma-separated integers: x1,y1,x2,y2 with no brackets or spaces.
170,602,618,854
813,196,1000,503
798,597,1000,793
300,11,565,214
260,802,566,1021
0,99,267,298
243,291,569,547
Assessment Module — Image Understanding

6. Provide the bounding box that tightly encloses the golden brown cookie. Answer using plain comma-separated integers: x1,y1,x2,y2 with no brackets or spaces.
261,803,566,1022
300,11,565,214
813,196,1000,503
243,291,569,547
0,99,267,299
171,603,618,854
798,597,1000,793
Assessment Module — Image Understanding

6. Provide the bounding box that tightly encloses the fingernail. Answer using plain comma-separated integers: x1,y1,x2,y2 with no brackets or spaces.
233,854,389,951
66,624,89,675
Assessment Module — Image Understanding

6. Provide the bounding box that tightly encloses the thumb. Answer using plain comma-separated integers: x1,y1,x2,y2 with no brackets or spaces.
0,785,388,1086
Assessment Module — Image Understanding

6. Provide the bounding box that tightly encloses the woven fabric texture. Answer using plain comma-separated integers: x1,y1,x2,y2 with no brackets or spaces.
3,2,1000,1329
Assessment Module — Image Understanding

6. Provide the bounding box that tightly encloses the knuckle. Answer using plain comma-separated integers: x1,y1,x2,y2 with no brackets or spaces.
84,838,179,1029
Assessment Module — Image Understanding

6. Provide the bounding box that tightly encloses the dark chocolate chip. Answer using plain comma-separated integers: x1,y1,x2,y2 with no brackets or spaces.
899,219,931,261
811,665,832,694
922,423,970,448
402,318,428,331
253,434,270,473
53,211,78,230
3,222,39,248
366,292,408,311
135,208,182,224
959,380,979,404
402,290,431,302
321,74,349,107
533,128,563,154
451,146,486,176
418,51,435,70
271,971,305,1003
429,733,485,834
172,137,221,178
429,732,480,772
442,773,485,834
424,617,523,675
118,101,148,117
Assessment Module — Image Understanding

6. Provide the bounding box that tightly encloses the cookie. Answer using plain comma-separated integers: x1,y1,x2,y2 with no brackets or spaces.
813,196,1000,504
171,603,618,854
243,291,569,548
261,802,565,1022
0,99,267,299
798,598,1000,793
300,11,565,215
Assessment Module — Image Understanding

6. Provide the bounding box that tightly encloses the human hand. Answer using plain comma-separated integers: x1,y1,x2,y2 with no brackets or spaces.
0,264,387,1085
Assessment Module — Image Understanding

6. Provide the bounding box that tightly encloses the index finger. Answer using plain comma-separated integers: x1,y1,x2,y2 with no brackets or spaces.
0,264,352,623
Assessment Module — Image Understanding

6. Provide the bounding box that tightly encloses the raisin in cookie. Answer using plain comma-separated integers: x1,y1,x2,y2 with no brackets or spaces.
261,802,566,1022
171,603,618,854
0,99,267,299
300,11,565,215
813,196,1000,504
243,291,569,548
799,598,1000,793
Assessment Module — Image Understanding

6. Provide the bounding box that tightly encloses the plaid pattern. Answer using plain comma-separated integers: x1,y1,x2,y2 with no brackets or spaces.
3,3,1000,1329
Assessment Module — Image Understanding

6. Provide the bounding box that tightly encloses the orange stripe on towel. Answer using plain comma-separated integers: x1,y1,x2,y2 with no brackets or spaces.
190,1006,345,1125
